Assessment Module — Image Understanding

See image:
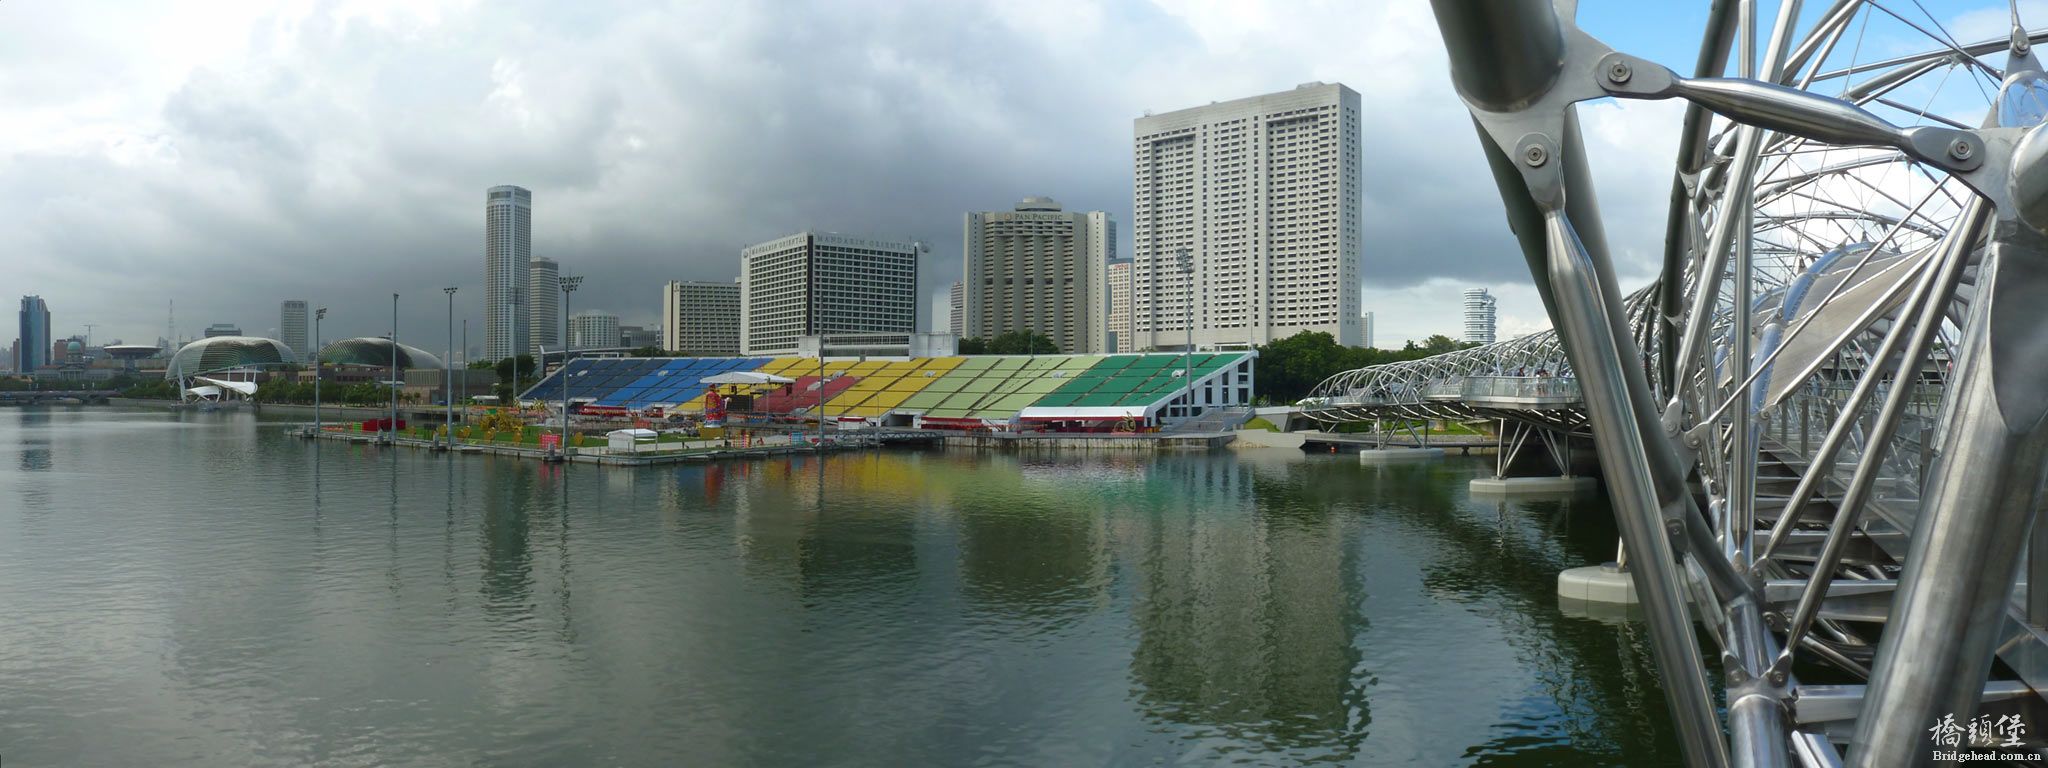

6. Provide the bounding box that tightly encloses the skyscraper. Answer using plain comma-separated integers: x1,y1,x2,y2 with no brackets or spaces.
1462,288,1497,345
529,256,560,356
280,300,309,358
1134,82,1363,350
739,232,919,356
662,280,741,356
1362,311,1376,350
1108,260,1133,353
948,281,964,338
962,197,1114,353
567,312,620,350
17,296,50,372
484,185,532,362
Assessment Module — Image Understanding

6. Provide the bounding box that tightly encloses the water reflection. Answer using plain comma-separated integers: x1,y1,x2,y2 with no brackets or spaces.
0,410,1682,766
479,460,535,613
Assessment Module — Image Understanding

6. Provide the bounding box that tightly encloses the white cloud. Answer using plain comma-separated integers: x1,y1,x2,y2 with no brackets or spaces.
0,0,2014,353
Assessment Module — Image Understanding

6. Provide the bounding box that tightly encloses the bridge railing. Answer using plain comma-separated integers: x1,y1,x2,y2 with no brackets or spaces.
1460,376,1582,405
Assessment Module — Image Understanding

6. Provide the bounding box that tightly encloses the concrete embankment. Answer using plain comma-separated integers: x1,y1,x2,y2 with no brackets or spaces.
940,432,1233,451
304,426,914,466
1230,429,1306,449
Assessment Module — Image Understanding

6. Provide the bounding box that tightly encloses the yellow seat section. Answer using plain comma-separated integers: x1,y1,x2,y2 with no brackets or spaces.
863,390,915,410
760,357,810,374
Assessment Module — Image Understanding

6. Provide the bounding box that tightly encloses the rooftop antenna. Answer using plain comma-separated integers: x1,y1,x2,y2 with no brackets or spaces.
83,323,96,349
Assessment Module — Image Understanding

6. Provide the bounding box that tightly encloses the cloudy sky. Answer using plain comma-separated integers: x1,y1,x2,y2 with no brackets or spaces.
0,0,2023,355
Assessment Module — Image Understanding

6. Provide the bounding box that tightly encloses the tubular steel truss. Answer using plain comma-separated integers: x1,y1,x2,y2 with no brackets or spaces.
1305,3,2048,766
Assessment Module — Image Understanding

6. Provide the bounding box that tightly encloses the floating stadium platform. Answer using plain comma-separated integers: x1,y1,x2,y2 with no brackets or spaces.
516,352,1255,429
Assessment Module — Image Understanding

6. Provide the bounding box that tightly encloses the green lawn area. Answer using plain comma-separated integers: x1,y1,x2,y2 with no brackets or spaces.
1243,416,1282,432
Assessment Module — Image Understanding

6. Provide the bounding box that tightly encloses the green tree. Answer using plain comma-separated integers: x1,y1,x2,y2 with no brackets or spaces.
1254,331,1347,404
495,355,537,390
629,345,668,357
957,337,989,355
1420,334,1468,354
984,330,1058,355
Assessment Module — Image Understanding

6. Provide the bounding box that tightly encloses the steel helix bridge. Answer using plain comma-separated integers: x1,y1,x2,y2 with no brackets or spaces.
1300,2,2048,766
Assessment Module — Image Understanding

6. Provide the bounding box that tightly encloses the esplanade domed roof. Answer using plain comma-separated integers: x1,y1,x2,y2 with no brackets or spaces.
319,337,445,370
164,336,298,379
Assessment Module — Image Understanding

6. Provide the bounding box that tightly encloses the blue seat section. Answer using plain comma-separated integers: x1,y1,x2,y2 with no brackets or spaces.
520,358,597,400
590,359,680,406
522,357,777,406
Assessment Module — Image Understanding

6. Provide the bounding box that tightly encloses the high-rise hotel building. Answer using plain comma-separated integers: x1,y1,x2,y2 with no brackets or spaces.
1132,82,1363,350
738,233,919,356
484,185,532,362
961,197,1114,353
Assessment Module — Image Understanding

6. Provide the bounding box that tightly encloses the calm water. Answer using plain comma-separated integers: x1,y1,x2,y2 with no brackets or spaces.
0,408,1678,766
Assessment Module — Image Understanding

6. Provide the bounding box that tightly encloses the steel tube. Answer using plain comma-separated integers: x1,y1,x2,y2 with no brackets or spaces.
1546,210,1729,768
1428,0,1564,112
1660,0,1742,390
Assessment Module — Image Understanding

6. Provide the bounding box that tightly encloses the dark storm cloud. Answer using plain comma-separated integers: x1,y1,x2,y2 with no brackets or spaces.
1,0,1681,350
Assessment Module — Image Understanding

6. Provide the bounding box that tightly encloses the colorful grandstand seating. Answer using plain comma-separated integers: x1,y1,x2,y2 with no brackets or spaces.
517,351,1251,425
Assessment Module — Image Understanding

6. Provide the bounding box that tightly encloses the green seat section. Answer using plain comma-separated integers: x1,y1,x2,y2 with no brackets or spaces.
899,390,951,409
939,392,986,410
1016,378,1064,394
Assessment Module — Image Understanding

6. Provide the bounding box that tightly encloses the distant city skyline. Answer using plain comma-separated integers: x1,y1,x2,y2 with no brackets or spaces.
6,2,1974,350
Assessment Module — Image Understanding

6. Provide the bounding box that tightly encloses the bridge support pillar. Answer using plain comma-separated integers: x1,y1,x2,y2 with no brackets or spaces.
1357,447,1443,463
1558,563,1641,622
1471,475,1597,495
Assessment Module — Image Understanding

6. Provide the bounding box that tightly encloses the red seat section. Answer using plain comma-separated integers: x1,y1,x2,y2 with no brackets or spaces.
751,375,861,414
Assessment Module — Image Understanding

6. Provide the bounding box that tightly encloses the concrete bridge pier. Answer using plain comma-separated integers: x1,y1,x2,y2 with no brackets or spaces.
1470,419,1595,495
1355,416,1447,463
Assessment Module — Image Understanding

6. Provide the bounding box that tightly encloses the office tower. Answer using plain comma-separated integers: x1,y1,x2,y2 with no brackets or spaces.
1108,259,1133,353
949,281,964,338
484,185,532,362
619,325,658,349
17,296,50,372
280,300,309,358
1462,288,1496,345
528,256,559,356
961,197,1114,353
662,280,742,356
1133,82,1363,350
567,313,620,350
203,323,241,338
738,232,919,356
1362,311,1376,350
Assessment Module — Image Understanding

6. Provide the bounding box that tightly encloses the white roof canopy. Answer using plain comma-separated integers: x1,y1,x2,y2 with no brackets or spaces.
700,371,795,386
194,376,258,396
